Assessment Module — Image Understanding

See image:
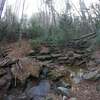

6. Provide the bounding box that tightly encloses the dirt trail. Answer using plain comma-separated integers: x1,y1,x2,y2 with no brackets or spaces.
71,80,100,100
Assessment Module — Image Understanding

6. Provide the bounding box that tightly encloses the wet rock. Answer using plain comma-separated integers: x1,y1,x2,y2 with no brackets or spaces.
40,65,49,78
57,87,70,96
55,80,71,89
60,81,71,89
27,80,50,99
72,77,82,84
11,58,42,81
63,96,68,100
24,81,34,93
48,69,64,80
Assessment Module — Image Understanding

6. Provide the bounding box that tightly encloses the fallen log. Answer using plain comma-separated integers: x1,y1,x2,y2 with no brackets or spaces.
73,32,96,41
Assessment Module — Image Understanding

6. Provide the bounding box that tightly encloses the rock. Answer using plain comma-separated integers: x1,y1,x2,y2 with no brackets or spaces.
11,66,30,82
57,56,68,61
40,46,50,54
55,80,71,89
67,51,74,57
3,94,28,100
0,73,11,90
17,93,28,100
36,55,52,61
63,96,68,100
95,59,100,65
66,57,75,65
0,68,7,76
11,58,42,81
40,65,49,78
0,57,11,67
95,73,100,80
24,81,34,93
42,60,52,64
60,81,71,89
96,84,100,92
83,70,98,80
51,54,62,58
48,69,64,80
57,87,70,96
27,50,35,56
0,77,7,87
27,80,50,99
32,96,45,100
46,97,53,100
68,97,77,100
73,53,82,59
87,60,96,67
3,95,15,100
72,77,82,84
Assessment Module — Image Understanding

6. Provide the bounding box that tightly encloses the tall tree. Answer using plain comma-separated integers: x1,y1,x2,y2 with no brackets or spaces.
0,0,6,18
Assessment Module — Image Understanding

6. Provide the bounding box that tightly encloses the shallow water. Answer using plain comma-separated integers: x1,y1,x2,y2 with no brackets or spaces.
64,65,86,84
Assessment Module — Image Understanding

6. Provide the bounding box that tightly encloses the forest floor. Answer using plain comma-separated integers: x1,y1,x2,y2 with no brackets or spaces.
0,40,100,100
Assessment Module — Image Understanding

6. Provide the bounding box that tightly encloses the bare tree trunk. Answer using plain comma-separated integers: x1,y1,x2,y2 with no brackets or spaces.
46,0,57,26
19,0,26,41
0,0,6,18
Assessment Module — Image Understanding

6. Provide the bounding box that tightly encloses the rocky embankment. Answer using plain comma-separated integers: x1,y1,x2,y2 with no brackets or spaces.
0,43,100,100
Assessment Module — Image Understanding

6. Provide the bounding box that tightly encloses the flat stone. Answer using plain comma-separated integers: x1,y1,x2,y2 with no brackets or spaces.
83,70,98,80
36,55,52,61
73,53,82,59
57,87,70,96
51,54,62,58
40,46,50,54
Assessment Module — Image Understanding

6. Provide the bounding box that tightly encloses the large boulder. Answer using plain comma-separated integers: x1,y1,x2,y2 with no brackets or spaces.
11,58,42,81
27,80,50,99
